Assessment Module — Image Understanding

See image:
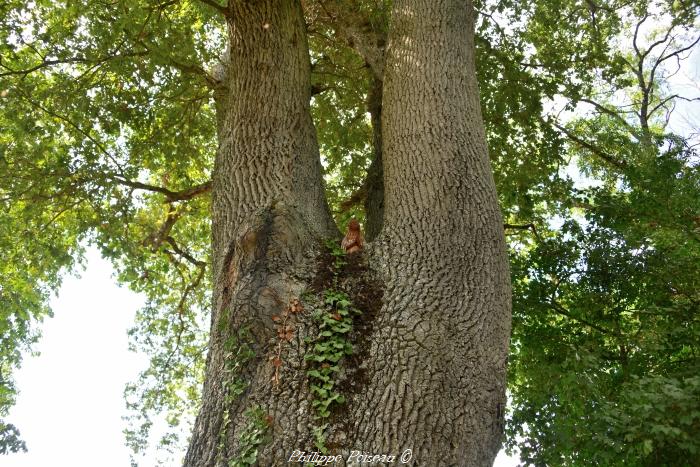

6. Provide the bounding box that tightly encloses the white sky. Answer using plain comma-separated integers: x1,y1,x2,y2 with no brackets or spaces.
4,248,150,467
666,46,700,145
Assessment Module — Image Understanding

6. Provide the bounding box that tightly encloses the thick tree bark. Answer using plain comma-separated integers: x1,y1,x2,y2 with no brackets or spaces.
336,1,511,465
186,1,510,465
185,2,335,465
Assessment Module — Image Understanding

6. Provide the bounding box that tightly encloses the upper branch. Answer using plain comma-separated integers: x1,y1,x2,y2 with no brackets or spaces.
17,88,212,203
648,94,700,119
133,39,219,89
552,122,627,170
16,89,127,174
315,0,386,80
0,51,148,78
547,300,621,337
504,223,541,241
114,177,212,203
195,0,229,17
166,236,207,267
632,13,649,61
579,98,638,136
647,34,700,94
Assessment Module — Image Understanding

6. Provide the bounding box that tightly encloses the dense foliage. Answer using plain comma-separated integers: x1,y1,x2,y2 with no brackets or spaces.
0,0,698,464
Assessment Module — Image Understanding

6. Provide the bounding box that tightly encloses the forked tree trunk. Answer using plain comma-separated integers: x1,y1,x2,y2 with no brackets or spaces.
185,1,510,466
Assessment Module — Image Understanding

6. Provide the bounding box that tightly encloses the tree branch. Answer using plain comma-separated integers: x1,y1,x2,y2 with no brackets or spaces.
0,52,148,78
310,83,329,96
145,205,181,249
641,22,674,61
166,236,206,267
315,0,386,80
547,300,620,337
15,87,212,203
648,94,700,119
632,13,649,62
161,259,207,372
134,39,219,88
15,89,127,174
114,177,212,203
578,98,637,135
0,57,88,77
504,223,541,240
648,34,700,95
552,122,627,170
195,0,229,16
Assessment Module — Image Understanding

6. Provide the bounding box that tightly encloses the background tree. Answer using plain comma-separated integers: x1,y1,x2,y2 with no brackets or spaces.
485,0,700,464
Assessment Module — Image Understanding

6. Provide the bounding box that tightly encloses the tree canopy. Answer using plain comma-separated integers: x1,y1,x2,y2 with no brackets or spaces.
1,0,698,464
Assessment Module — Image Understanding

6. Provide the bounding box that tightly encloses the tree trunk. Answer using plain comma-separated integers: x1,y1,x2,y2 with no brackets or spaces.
185,0,510,465
184,2,336,465
338,1,511,465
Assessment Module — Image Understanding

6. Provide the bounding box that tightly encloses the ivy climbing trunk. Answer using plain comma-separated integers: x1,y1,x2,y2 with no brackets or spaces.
185,0,510,465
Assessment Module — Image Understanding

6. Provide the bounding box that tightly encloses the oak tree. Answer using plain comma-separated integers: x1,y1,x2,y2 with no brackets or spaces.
1,0,698,465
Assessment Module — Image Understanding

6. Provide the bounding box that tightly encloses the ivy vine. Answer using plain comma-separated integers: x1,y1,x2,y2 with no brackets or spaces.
229,405,271,467
217,328,256,465
304,239,362,452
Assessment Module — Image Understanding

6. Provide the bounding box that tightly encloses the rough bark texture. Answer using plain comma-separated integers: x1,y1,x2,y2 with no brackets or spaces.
336,1,512,465
185,1,510,466
184,2,335,465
